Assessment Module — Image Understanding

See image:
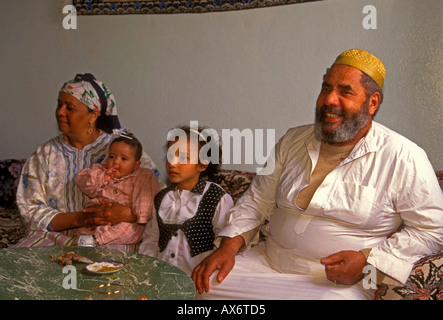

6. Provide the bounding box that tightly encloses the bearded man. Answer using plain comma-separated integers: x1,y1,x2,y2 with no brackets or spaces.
191,49,443,300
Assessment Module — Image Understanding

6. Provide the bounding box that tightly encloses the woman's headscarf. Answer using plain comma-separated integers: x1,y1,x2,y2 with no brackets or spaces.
60,73,121,133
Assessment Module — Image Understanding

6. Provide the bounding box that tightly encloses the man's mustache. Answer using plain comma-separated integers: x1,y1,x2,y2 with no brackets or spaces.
319,106,345,117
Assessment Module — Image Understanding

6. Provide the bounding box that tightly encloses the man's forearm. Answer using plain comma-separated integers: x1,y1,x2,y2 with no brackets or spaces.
220,235,246,255
237,226,261,252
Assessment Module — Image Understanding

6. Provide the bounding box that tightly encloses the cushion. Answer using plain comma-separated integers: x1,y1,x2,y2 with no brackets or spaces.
0,206,26,248
0,159,26,208
213,169,256,203
375,251,443,300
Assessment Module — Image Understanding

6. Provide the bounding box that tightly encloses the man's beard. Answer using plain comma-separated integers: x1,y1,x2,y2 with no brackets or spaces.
315,100,370,144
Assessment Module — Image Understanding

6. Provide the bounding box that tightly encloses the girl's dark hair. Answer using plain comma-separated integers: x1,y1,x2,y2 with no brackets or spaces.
166,125,222,182
111,131,143,161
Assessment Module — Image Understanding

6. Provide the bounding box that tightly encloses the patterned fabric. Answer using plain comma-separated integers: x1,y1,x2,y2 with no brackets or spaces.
72,0,323,15
0,206,26,248
375,250,443,300
10,229,76,247
60,73,120,133
212,169,256,203
60,73,117,115
17,132,115,232
155,180,226,256
0,159,26,208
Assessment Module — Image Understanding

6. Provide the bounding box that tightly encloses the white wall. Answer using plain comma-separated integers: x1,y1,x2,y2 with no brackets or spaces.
1,0,442,183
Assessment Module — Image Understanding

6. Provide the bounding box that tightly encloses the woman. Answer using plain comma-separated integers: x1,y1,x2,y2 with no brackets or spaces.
15,73,162,251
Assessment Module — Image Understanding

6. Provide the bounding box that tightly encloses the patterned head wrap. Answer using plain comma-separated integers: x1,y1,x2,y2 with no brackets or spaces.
60,73,121,133
333,49,386,89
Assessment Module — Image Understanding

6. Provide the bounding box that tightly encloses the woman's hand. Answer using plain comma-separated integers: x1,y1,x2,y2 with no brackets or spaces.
191,236,244,294
50,199,135,232
82,198,136,226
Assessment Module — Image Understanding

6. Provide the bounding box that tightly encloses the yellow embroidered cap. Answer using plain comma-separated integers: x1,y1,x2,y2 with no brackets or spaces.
333,49,386,89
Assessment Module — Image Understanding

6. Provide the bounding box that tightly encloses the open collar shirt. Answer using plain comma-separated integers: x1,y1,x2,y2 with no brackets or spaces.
219,122,443,284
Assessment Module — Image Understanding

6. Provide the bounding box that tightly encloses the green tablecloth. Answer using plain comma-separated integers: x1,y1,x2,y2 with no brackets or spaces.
0,246,195,300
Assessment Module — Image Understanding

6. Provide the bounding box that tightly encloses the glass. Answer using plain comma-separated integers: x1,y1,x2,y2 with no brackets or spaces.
92,283,125,300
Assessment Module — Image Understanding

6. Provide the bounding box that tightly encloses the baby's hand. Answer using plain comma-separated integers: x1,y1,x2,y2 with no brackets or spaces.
104,166,118,181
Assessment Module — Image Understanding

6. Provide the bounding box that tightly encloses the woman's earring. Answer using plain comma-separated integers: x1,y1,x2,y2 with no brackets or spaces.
87,124,93,135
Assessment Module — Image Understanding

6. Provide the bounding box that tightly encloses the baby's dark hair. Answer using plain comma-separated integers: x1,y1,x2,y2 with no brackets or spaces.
111,131,143,161
166,125,222,181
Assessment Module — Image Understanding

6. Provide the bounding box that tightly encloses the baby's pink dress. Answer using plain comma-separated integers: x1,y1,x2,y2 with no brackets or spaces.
76,164,158,245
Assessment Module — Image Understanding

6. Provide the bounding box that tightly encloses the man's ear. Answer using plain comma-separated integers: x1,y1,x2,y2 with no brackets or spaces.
368,92,381,116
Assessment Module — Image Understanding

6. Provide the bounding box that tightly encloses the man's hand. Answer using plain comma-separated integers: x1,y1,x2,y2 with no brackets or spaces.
321,250,367,285
191,236,244,294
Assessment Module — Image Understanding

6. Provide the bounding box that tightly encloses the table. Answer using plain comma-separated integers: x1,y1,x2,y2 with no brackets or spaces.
0,246,195,300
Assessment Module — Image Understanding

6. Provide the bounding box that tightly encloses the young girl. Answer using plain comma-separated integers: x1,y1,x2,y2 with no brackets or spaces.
139,125,234,275
75,131,159,250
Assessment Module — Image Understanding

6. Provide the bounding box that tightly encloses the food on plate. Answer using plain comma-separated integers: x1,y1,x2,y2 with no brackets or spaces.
51,252,94,266
86,261,124,273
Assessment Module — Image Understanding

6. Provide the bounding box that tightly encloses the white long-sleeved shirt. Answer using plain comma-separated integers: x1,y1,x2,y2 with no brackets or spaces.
139,181,234,275
219,122,443,284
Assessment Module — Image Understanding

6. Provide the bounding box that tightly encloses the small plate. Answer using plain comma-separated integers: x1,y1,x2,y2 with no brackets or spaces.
85,260,125,275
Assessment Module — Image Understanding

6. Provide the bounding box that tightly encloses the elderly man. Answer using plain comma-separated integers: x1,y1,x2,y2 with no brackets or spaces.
192,49,443,300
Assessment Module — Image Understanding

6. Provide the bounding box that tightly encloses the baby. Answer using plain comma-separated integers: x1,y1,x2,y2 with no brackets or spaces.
76,131,159,249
